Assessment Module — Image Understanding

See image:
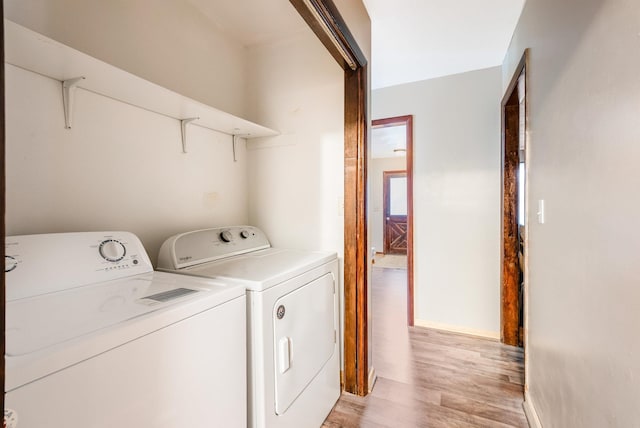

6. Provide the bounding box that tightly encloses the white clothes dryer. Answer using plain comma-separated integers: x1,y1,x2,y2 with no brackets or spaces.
157,226,340,428
4,232,247,428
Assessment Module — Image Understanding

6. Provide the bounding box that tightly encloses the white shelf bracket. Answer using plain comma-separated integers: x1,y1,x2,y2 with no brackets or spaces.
180,117,199,153
232,134,238,162
62,77,85,129
232,131,250,162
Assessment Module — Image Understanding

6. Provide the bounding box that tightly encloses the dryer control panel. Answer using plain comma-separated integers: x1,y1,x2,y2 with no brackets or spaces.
158,226,271,270
5,232,153,301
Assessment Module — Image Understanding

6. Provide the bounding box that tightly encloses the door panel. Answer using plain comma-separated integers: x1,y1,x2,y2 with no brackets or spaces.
384,171,407,255
273,273,336,415
385,220,407,254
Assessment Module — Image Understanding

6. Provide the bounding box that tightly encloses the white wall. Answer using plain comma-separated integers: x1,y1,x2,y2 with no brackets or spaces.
245,31,344,254
5,64,248,265
369,157,407,252
244,0,371,254
503,0,640,426
5,0,247,116
244,2,371,263
4,0,256,265
372,67,502,335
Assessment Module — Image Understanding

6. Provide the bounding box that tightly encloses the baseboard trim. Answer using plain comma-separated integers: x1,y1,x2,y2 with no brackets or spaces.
368,366,377,393
414,319,500,340
523,391,543,428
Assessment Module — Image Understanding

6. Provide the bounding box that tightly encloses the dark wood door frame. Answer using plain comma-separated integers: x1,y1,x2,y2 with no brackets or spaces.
373,116,414,326
371,115,415,326
501,49,529,347
290,0,369,395
383,170,407,255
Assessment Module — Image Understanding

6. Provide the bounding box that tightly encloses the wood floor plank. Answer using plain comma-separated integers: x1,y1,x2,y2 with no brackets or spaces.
323,267,528,427
406,343,525,381
440,393,529,427
369,377,442,407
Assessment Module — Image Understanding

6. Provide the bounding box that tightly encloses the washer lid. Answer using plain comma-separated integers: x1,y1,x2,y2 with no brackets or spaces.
5,231,154,301
182,248,337,291
5,271,244,391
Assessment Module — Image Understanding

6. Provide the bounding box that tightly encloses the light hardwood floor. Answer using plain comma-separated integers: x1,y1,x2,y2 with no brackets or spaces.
323,267,528,428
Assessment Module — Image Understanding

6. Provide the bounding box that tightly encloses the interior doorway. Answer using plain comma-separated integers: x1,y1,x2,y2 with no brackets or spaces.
501,50,529,348
371,116,414,326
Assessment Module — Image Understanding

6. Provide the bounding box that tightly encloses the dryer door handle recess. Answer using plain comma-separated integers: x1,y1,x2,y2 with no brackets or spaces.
278,337,293,374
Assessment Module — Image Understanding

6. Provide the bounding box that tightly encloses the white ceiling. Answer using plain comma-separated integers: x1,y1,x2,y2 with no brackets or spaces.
362,0,526,89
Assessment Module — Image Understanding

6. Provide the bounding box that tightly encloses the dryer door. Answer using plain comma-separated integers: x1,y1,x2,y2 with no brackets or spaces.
273,272,336,415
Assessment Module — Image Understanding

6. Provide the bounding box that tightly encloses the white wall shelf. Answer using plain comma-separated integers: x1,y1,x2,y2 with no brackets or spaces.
4,19,279,144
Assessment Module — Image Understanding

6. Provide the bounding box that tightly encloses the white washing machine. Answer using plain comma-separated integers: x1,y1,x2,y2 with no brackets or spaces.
157,226,340,428
4,232,247,428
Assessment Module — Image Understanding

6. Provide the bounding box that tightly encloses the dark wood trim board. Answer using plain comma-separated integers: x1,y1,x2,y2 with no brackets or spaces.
500,50,529,347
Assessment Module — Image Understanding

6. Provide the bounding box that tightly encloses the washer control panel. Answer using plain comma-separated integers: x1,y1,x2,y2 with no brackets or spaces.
158,226,270,270
5,232,153,301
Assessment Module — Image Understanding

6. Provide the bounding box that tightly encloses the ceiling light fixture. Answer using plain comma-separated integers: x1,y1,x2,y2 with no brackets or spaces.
300,0,358,70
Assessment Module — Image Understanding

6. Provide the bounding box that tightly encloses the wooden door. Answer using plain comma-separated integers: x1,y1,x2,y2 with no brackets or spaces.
383,171,407,255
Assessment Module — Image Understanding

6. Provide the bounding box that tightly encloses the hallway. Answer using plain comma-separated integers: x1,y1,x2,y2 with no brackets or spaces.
324,267,528,427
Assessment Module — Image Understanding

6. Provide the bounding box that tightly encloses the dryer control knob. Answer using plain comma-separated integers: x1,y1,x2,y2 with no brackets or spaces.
99,239,126,262
240,230,251,239
220,231,233,243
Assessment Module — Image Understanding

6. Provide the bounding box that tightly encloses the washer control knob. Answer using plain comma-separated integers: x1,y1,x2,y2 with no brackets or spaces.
5,256,18,273
220,231,233,243
240,230,251,239
99,239,126,262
